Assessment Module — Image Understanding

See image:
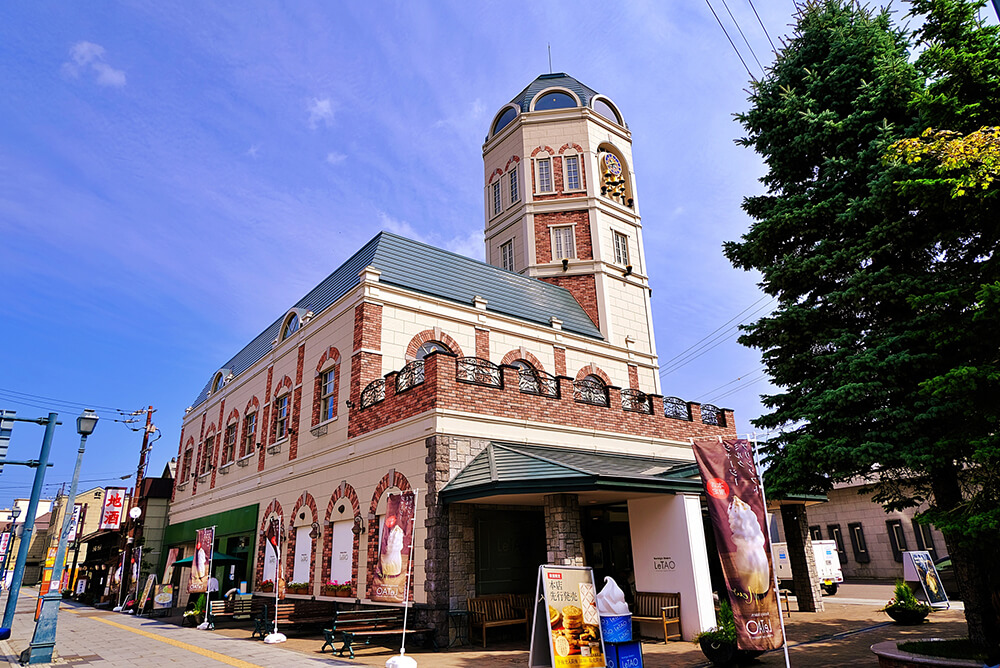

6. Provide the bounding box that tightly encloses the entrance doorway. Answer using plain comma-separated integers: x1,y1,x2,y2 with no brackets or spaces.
582,504,635,602
475,509,545,595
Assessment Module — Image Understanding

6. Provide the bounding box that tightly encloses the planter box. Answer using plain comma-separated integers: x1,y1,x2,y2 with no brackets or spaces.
698,637,764,667
884,607,930,625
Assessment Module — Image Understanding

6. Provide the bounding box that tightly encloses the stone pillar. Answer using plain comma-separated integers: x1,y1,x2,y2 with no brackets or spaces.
543,494,584,566
781,503,824,612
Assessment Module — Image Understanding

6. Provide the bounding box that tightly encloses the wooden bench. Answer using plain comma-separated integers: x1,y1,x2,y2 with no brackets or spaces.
468,594,529,648
208,594,253,628
251,599,334,639
320,607,436,659
633,591,681,641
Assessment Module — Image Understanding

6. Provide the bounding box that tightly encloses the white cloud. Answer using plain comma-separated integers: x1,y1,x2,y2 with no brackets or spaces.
307,97,335,128
246,144,261,158
377,211,425,243
325,151,346,165
62,41,126,87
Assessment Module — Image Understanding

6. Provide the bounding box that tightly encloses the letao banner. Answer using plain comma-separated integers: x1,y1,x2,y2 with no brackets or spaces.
370,491,415,603
188,526,214,593
529,565,605,668
693,438,784,651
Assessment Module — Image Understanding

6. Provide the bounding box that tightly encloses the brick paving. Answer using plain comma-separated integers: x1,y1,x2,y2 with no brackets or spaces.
2,585,970,667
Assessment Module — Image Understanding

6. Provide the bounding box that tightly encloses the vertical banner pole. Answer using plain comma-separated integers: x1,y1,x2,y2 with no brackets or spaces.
751,433,791,668
274,518,281,635
398,489,419,656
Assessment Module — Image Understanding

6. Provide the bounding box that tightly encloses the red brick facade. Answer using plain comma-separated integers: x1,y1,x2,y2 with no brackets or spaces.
475,328,489,359
284,492,319,587
404,328,465,361
541,273,600,327
534,210,592,263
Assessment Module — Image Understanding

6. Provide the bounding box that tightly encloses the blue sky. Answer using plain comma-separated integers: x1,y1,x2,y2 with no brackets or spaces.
3,1,970,510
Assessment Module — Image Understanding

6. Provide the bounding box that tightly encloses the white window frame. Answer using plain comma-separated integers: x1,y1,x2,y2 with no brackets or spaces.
564,155,581,191
222,422,237,465
492,180,502,217
274,394,290,441
500,239,515,272
509,166,519,204
550,225,576,261
321,368,336,422
536,158,553,193
243,412,257,455
613,230,629,266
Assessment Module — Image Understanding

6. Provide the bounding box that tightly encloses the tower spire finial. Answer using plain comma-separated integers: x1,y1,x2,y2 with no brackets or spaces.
548,44,552,74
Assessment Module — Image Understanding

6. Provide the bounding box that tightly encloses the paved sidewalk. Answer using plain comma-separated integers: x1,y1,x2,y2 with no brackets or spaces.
1,586,970,666
0,587,352,667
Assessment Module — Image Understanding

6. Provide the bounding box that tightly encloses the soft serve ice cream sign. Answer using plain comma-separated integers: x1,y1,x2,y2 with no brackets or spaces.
693,439,784,651
370,491,415,604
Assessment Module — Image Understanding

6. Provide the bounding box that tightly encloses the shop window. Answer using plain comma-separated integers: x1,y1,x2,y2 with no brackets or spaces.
537,158,553,193
500,239,515,272
492,180,502,216
243,412,257,456
886,519,907,563
551,226,575,260
565,155,581,190
911,519,937,559
827,524,847,564
613,231,629,265
847,522,870,563
274,394,290,440
222,423,237,465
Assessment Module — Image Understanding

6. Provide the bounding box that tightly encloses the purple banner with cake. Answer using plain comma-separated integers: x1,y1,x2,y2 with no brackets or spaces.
370,491,415,603
693,438,784,651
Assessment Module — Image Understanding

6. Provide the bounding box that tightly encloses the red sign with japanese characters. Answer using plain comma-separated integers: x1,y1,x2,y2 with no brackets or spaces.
99,487,127,531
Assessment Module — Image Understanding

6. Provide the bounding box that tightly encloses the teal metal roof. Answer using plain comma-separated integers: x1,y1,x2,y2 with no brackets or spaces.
509,73,601,113
440,442,701,503
192,232,603,408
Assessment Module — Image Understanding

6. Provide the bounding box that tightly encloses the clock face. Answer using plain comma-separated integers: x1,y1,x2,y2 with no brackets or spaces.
603,153,622,176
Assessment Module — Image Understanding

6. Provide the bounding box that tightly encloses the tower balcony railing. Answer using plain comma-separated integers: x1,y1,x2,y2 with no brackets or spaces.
519,368,560,398
663,396,692,421
360,378,386,409
456,357,502,388
395,360,425,393
621,388,652,414
573,378,609,407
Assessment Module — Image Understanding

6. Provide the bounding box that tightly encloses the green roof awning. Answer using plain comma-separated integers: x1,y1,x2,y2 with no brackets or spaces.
439,442,702,503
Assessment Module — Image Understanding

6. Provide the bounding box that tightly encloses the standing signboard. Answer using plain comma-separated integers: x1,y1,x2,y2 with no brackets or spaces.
528,565,606,668
154,584,174,610
138,574,157,614
370,491,415,604
693,438,784,651
99,488,127,531
188,527,214,593
904,551,949,608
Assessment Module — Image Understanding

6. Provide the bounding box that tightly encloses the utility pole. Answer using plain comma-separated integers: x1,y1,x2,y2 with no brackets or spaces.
120,407,154,605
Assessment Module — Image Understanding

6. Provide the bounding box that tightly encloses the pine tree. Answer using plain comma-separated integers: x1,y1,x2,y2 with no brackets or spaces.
725,0,999,652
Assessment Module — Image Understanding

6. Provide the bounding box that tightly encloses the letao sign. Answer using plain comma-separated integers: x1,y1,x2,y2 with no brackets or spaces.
528,565,605,668
693,438,784,651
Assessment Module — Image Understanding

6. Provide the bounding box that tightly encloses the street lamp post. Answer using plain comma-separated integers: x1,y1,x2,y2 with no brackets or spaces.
1,506,22,588
23,410,98,665
1,412,59,630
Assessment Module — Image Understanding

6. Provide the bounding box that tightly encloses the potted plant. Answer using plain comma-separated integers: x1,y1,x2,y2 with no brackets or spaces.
881,580,931,624
183,593,206,627
694,600,764,667
258,579,274,593
337,580,352,597
321,580,340,596
286,581,309,595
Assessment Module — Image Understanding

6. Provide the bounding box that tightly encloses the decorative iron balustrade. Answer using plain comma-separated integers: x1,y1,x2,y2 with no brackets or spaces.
456,357,502,388
360,378,386,409
663,396,692,421
395,360,425,393
621,388,652,414
519,368,560,398
574,378,609,407
701,403,725,426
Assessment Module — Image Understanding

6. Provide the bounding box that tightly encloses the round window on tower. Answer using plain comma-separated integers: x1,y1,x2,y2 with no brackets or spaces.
532,90,578,111
592,97,623,126
491,106,518,137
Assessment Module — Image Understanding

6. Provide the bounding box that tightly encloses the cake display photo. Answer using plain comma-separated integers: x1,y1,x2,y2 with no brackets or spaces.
539,566,605,668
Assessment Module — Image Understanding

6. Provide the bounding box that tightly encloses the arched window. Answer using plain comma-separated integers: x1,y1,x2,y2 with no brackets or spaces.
211,373,224,393
533,90,577,111
282,313,300,340
491,106,518,136
415,341,450,359
592,97,623,125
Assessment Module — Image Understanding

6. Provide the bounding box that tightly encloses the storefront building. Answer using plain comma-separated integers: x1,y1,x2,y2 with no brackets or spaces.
168,73,736,641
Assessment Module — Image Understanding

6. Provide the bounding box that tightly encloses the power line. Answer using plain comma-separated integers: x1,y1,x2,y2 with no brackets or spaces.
721,0,765,76
706,372,770,404
660,295,772,371
0,387,126,413
706,0,757,82
695,366,765,401
747,0,778,56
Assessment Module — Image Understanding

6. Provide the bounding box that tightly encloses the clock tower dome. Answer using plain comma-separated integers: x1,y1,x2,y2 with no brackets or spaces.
482,73,660,392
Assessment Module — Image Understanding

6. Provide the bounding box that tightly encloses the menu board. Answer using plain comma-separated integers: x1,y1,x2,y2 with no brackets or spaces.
528,565,606,668
904,551,949,608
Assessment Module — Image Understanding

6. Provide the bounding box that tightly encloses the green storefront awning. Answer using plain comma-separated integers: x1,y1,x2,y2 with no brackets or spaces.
162,503,259,546
439,442,703,503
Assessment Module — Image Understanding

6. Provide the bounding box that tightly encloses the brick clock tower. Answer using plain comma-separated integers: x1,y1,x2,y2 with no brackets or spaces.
483,73,660,392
